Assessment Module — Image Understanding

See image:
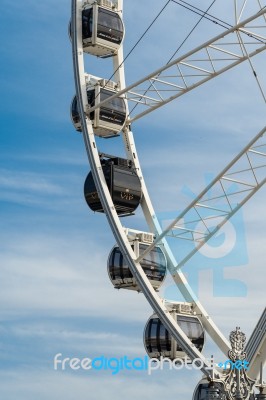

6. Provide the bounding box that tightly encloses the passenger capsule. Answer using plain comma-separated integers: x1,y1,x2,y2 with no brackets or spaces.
108,244,167,291
82,1,124,57
84,155,142,215
71,83,126,137
144,303,205,360
193,379,226,400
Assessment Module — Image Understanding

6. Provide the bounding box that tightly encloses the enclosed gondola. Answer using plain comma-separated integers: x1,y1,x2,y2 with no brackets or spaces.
108,231,167,290
193,379,226,400
84,154,142,215
82,0,125,57
144,302,205,361
71,78,126,137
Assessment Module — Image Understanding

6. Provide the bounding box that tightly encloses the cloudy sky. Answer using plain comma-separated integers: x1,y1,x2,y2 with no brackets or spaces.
0,0,265,399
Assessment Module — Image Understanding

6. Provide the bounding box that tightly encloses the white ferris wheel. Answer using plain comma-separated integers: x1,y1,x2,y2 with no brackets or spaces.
70,0,266,398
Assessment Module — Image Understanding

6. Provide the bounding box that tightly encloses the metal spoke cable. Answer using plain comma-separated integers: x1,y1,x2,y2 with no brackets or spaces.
236,29,266,103
95,0,172,100
130,0,217,115
177,0,233,27
129,0,266,115
171,0,266,43
171,0,230,30
166,0,217,63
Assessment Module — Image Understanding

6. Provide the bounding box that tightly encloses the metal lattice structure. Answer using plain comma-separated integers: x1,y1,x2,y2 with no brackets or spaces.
136,126,266,269
88,7,266,122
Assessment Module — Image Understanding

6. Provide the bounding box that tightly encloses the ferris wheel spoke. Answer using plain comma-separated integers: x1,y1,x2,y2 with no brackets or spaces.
136,126,266,269
87,7,266,123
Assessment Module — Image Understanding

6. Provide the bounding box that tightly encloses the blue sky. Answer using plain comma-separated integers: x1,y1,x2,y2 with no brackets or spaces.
0,0,265,399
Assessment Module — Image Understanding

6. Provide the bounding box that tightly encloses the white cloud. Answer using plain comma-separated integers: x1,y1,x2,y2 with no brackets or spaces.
0,167,85,210
0,231,152,322
0,151,88,167
0,169,63,194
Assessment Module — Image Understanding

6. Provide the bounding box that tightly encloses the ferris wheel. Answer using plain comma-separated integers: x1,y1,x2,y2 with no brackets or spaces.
70,0,266,398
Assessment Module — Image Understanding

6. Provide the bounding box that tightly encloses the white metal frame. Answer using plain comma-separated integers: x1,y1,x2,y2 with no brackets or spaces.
245,308,266,380
136,126,266,269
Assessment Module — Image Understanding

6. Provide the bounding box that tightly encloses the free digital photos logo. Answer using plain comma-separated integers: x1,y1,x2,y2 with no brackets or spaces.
53,354,250,375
